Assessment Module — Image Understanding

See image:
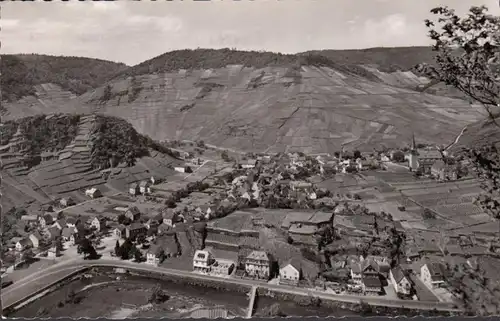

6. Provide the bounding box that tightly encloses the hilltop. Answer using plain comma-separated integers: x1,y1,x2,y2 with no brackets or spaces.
1,54,128,102
0,114,180,211
1,48,485,154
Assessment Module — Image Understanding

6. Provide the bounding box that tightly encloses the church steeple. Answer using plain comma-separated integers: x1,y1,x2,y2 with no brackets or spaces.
411,132,417,151
410,133,419,156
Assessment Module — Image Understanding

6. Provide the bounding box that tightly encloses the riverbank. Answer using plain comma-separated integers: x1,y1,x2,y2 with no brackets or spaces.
9,269,248,318
8,265,457,318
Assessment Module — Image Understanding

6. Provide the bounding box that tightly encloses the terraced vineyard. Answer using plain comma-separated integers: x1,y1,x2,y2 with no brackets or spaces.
0,114,180,211
2,50,485,154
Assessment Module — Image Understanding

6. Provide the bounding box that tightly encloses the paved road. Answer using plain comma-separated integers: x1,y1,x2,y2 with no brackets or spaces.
2,258,461,313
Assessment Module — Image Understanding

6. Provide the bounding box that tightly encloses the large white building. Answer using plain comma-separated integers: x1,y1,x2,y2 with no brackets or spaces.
244,250,271,279
420,262,446,289
279,258,301,286
193,249,213,273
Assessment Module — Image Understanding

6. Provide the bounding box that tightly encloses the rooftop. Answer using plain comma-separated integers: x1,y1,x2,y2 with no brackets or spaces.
246,250,269,261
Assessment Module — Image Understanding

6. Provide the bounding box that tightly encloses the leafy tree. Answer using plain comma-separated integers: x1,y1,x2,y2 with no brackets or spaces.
78,238,98,260
22,249,35,262
55,237,64,252
353,150,361,159
391,151,405,163
114,240,120,256
148,285,169,304
419,5,500,239
134,250,144,262
136,233,146,244
419,5,499,119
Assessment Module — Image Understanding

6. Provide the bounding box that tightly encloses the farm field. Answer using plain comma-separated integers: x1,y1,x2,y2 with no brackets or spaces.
62,196,164,219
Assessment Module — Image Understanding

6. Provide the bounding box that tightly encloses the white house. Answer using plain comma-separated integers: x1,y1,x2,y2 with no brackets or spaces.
195,205,214,220
162,209,178,227
147,245,164,266
29,232,42,249
349,260,363,284
16,238,32,252
279,258,301,286
47,246,59,258
60,197,75,207
241,159,257,169
389,266,413,295
129,183,140,196
91,216,107,231
420,262,446,289
244,250,271,280
193,249,213,273
85,187,102,199
150,176,159,185
174,166,192,173
139,181,152,194
39,214,54,228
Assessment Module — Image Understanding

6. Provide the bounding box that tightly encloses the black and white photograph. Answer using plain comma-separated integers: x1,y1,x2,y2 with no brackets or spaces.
1,0,500,318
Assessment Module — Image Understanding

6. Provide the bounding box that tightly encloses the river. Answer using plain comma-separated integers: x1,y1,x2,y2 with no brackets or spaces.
10,269,367,318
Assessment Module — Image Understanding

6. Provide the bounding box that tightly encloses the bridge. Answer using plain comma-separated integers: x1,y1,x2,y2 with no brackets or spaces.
246,285,258,318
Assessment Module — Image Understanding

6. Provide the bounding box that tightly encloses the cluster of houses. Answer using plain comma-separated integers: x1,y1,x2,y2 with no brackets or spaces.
12,208,112,259
191,249,303,286
348,254,447,297
379,135,461,181
237,151,379,176
128,176,164,196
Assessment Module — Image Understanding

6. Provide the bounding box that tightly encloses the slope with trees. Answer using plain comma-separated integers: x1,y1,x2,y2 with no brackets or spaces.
1,54,128,102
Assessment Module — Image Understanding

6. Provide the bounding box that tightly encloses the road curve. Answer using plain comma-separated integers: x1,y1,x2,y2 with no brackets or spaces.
2,258,462,314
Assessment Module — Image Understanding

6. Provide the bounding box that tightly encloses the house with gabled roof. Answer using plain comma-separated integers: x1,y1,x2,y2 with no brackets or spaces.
91,216,107,231
421,261,446,289
390,266,413,296
125,222,146,240
244,250,271,280
60,197,75,207
48,226,62,240
61,227,76,242
29,231,43,249
147,244,165,266
139,180,152,194
362,277,382,296
125,206,141,221
54,219,67,230
113,224,126,239
66,217,78,228
195,205,215,220
129,183,140,196
85,187,102,199
279,257,301,286
240,159,257,169
16,238,33,252
39,213,54,228
162,208,178,227
193,249,213,273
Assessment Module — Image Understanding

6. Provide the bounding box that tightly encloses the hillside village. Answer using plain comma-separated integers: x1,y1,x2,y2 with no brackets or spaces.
3,125,499,315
